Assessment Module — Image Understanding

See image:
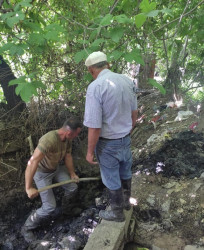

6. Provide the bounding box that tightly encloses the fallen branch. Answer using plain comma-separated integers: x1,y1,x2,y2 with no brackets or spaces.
38,177,101,193
27,135,34,155
0,169,16,179
0,161,17,171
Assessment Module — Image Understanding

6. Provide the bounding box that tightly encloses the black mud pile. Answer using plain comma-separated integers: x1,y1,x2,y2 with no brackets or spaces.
133,131,204,178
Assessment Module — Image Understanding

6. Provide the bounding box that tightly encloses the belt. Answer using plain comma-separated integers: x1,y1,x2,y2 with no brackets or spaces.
99,133,130,140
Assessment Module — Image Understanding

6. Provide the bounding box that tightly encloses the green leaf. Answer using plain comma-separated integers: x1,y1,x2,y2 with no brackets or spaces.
89,30,98,42
97,26,101,35
45,23,65,33
16,83,37,102
74,50,87,64
19,0,32,7
135,13,147,28
148,78,166,95
0,43,13,53
9,44,25,55
9,76,26,86
0,12,13,21
161,8,173,17
10,77,45,102
114,14,131,24
78,39,89,44
124,49,144,65
6,16,19,27
44,31,59,41
110,27,124,42
146,10,159,17
23,20,42,31
83,73,93,82
63,80,73,90
100,14,113,26
16,11,26,21
91,38,105,47
109,50,123,61
4,10,25,27
14,0,32,11
140,0,156,13
28,33,45,45
32,81,46,90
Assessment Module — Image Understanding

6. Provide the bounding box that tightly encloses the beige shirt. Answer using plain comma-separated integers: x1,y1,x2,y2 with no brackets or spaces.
37,130,72,172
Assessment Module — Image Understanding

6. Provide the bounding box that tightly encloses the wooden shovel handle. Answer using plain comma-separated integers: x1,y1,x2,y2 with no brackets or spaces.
38,177,101,193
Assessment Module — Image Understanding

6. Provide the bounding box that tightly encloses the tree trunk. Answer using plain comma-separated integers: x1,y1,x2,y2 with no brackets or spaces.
138,53,156,89
0,56,26,112
164,42,183,100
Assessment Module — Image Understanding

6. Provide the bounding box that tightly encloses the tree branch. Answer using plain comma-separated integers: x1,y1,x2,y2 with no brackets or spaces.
0,0,4,8
162,34,169,70
110,0,120,14
154,0,204,33
46,3,96,31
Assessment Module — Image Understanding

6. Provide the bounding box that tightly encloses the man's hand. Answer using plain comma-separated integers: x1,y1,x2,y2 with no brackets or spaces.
70,173,79,182
26,187,39,199
86,152,98,165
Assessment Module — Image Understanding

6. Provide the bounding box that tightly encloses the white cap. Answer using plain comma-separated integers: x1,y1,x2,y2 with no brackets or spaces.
85,51,107,67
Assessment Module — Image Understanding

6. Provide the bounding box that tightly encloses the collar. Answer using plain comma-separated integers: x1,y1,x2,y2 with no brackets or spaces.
97,69,110,79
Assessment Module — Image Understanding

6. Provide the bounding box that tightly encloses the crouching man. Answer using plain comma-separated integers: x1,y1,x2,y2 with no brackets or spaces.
21,117,82,243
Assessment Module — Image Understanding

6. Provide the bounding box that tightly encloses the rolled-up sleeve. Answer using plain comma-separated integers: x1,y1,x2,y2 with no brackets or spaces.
83,85,102,128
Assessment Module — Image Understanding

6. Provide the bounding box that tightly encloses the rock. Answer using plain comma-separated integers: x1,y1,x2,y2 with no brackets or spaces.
28,240,52,250
152,245,165,250
59,235,84,250
200,172,204,179
146,195,156,206
161,219,173,230
161,200,171,213
163,181,177,189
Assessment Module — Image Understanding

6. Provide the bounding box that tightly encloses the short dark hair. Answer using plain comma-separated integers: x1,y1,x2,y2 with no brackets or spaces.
90,61,108,69
63,117,83,130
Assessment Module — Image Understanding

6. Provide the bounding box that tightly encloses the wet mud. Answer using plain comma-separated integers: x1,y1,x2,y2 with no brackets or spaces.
0,181,105,250
133,131,204,179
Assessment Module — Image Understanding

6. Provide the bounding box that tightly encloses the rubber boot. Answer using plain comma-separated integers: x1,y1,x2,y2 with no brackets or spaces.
121,178,132,210
21,211,42,243
99,188,125,222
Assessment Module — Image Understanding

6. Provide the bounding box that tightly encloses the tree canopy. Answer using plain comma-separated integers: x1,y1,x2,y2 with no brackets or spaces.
0,0,203,108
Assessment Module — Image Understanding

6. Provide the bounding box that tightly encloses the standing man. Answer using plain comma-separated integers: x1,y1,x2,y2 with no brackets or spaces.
83,51,138,222
21,117,82,242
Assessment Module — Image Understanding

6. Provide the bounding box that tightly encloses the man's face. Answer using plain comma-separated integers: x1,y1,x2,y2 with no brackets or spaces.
66,127,81,139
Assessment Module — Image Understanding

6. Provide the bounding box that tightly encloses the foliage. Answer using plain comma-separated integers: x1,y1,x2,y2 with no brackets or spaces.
0,87,6,103
0,0,203,107
148,78,166,95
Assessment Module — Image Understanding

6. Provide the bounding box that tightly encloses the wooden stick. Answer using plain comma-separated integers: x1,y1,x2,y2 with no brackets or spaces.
38,177,101,193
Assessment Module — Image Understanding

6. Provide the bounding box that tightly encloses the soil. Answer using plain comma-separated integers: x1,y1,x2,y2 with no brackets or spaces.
0,91,203,250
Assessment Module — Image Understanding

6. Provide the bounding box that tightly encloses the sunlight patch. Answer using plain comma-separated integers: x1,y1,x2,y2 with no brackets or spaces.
130,197,137,206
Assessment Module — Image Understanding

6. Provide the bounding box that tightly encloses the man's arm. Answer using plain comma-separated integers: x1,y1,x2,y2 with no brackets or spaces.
131,110,138,132
86,127,101,164
25,148,45,199
64,153,79,180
